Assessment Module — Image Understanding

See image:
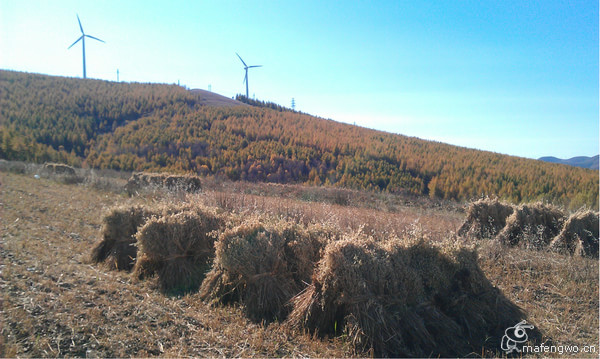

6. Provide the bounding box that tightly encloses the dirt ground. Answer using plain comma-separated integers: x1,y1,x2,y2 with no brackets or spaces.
1,170,598,357
0,172,351,357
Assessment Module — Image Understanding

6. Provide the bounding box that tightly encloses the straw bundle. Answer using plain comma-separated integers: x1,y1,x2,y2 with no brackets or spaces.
458,197,514,238
125,172,202,195
133,206,224,294
496,202,565,248
287,234,533,357
42,162,76,176
550,210,599,258
90,205,157,271
199,218,334,322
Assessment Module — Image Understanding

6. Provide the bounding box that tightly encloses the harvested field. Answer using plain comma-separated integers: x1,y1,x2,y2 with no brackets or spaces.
134,207,224,294
199,218,336,322
550,210,599,258
458,197,514,238
0,172,351,357
1,170,597,357
496,202,566,248
287,233,537,357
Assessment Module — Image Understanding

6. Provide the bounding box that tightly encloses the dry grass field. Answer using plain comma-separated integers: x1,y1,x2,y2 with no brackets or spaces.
1,168,598,357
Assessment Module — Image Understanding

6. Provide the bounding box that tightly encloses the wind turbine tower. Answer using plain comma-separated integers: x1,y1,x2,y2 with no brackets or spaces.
236,53,262,98
68,14,104,79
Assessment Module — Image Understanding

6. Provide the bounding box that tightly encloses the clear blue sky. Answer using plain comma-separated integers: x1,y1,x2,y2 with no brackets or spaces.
1,0,598,159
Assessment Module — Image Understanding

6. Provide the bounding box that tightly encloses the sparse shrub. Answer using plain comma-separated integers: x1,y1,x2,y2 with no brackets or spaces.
458,197,514,238
496,202,565,248
550,210,599,258
286,233,536,357
90,205,158,271
133,206,224,294
199,218,335,322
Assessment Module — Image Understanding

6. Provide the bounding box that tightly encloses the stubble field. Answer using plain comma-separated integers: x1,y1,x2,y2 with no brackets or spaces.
0,169,597,357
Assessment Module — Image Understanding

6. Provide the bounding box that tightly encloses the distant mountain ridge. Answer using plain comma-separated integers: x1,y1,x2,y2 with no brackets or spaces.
538,155,599,170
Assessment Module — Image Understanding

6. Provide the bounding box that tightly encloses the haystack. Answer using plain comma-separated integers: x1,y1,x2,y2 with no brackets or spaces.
199,219,334,323
458,197,514,238
496,202,565,248
286,234,535,357
125,172,163,195
550,210,599,258
42,162,76,176
125,172,202,195
165,174,202,192
90,205,157,271
133,206,224,294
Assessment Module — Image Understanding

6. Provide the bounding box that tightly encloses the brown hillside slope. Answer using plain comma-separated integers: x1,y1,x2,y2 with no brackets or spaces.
0,70,597,209
190,88,245,107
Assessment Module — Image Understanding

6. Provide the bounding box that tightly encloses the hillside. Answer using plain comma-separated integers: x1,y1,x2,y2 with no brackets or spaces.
189,89,245,107
0,70,597,208
539,155,599,170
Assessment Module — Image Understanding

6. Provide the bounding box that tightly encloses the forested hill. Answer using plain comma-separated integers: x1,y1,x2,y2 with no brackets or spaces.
1,70,597,208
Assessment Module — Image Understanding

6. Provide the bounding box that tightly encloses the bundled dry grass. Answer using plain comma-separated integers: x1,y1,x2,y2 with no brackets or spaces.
90,203,203,271
458,197,514,238
199,218,336,323
90,205,157,271
287,233,536,357
133,206,224,294
125,172,202,195
38,162,84,184
496,202,566,248
165,174,202,191
42,162,76,176
550,210,599,258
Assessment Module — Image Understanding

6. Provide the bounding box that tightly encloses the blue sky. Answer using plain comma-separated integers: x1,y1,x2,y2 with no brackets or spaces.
1,0,598,159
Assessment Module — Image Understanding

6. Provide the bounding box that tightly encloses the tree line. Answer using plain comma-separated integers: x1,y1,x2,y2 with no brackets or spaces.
1,70,597,209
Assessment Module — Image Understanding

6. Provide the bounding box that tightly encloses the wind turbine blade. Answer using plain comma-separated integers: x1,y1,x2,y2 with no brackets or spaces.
77,14,84,34
248,65,262,68
236,52,247,67
68,36,83,49
86,34,105,43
